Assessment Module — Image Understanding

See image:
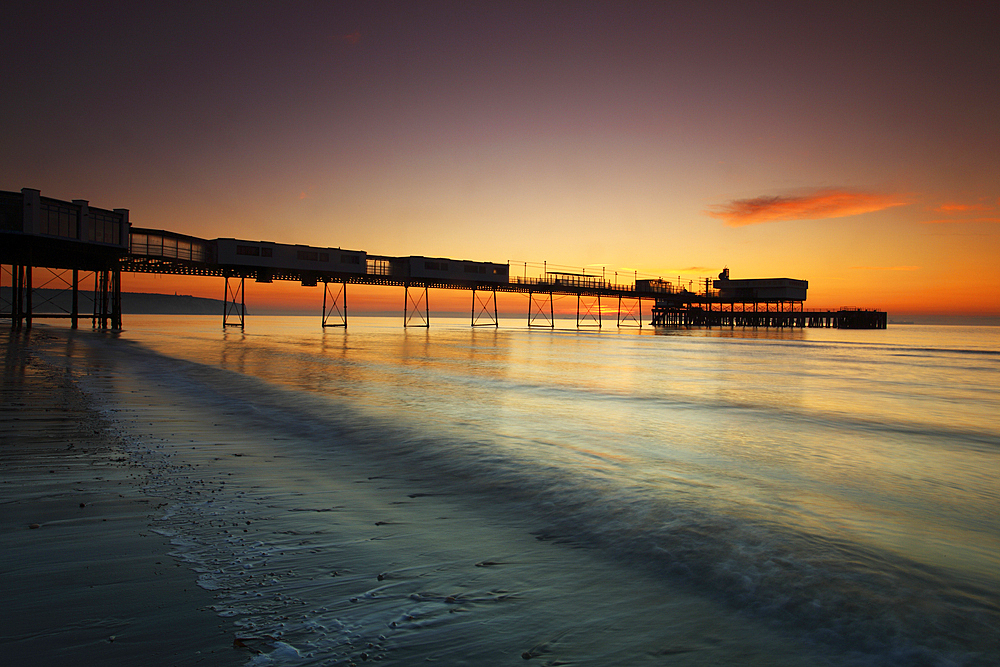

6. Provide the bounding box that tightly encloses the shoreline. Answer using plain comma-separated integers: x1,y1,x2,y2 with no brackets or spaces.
5,320,996,666
1,329,244,666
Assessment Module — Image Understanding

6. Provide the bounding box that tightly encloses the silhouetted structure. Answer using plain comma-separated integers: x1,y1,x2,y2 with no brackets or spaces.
1,188,129,328
2,188,887,330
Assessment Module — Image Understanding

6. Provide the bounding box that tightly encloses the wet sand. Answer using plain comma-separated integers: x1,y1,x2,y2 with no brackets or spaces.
1,329,244,666
6,321,926,666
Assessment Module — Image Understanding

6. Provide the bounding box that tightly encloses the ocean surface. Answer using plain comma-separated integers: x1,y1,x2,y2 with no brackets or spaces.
29,316,1000,666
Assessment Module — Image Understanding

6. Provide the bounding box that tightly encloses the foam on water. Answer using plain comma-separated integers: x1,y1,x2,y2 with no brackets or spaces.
45,319,1000,666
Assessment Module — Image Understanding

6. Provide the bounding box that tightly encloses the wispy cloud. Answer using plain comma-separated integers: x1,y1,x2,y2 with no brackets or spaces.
706,188,907,227
850,265,921,271
934,202,989,213
923,199,999,224
338,31,362,45
923,217,1000,224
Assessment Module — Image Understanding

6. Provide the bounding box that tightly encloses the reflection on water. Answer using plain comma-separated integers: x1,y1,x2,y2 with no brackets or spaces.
41,315,1000,665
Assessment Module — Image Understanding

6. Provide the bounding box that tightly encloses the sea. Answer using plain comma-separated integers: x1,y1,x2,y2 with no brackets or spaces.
25,315,1000,666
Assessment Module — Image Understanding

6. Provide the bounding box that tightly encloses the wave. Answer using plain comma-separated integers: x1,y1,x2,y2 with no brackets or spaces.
78,338,998,666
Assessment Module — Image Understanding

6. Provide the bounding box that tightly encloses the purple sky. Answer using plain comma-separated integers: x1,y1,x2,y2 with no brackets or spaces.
4,1,999,313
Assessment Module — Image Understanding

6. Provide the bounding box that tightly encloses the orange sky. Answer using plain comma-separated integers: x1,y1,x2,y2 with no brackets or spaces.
4,3,999,318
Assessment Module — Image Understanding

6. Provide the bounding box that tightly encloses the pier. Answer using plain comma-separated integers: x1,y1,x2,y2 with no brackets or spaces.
2,188,886,330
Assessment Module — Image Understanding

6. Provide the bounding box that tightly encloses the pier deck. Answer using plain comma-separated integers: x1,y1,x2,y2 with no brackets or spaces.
2,188,887,330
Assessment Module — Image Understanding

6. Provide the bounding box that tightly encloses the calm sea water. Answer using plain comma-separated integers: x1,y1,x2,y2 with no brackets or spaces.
35,316,1000,666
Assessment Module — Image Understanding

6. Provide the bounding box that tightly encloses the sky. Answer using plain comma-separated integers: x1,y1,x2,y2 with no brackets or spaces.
3,1,999,317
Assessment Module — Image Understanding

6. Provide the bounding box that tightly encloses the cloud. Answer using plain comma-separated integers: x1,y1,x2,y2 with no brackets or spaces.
338,31,362,45
923,217,1000,224
924,199,998,224
934,202,989,213
850,266,921,271
706,189,907,227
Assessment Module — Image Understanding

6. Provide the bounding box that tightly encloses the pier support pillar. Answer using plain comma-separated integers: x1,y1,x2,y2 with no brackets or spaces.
1,264,16,328
24,264,33,329
94,267,122,329
96,269,106,328
404,283,429,327
617,295,642,327
71,269,79,329
223,273,245,329
528,290,554,328
322,279,347,328
111,267,122,329
0,265,6,324
8,264,25,329
471,287,498,327
577,293,601,328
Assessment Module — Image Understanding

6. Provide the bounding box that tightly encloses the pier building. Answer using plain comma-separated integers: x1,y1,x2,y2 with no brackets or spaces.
2,188,886,330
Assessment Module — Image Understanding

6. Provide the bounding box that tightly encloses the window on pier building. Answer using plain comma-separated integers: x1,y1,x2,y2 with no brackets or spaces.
424,261,448,271
367,258,391,275
341,254,360,264
41,202,78,239
132,232,164,256
237,245,261,256
89,210,121,245
192,241,212,263
162,237,178,257
295,250,329,262
130,233,147,254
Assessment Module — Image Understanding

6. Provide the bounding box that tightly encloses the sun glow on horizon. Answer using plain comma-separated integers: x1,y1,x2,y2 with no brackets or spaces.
3,3,998,318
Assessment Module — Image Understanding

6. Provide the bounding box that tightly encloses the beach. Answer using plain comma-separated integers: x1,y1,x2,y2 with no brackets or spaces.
1,329,243,666
3,317,998,666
